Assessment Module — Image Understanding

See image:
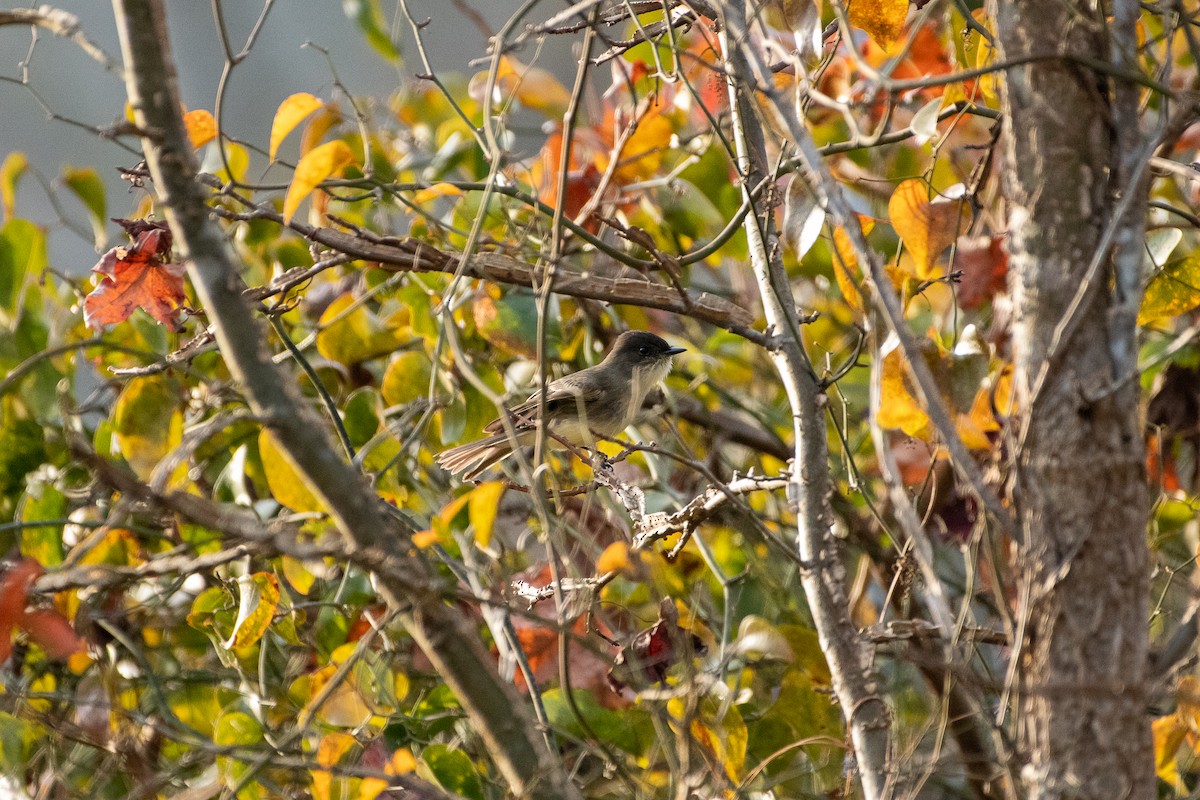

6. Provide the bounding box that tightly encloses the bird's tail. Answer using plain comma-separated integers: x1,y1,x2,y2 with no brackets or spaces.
435,432,524,480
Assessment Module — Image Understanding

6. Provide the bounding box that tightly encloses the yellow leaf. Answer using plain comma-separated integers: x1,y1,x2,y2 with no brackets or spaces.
1138,251,1200,324
0,152,28,221
468,481,507,548
258,429,326,513
281,555,316,595
317,292,410,366
611,113,674,183
831,216,875,313
596,541,633,574
390,748,417,774
300,103,342,156
183,109,217,149
876,337,933,440
113,376,183,481
283,140,355,223
1154,713,1187,788
849,0,909,48
411,530,441,548
381,350,432,405
496,56,573,118
888,180,970,279
224,572,280,650
314,731,358,800
972,10,1000,106
270,93,324,160
409,182,463,207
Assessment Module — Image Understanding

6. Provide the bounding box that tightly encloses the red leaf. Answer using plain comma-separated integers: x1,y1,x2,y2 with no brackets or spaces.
22,609,85,660
83,219,187,331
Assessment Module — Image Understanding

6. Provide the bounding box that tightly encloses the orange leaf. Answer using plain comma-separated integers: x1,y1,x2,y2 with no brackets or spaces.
849,0,909,48
183,109,217,149
270,93,324,160
82,219,187,331
889,180,970,279
282,140,355,223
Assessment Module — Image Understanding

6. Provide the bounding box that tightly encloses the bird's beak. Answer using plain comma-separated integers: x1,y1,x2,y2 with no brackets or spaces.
665,346,686,356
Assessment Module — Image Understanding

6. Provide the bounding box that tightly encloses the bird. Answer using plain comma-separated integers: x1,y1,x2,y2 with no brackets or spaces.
436,330,686,479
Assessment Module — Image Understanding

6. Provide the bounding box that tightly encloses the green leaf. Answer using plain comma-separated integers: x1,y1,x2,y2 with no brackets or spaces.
1140,251,1200,324
0,711,34,771
0,219,46,326
16,479,66,566
214,710,264,800
0,400,46,498
542,688,653,754
381,350,432,406
342,0,401,62
342,386,382,447
112,375,182,481
62,167,107,249
422,743,484,800
471,290,558,359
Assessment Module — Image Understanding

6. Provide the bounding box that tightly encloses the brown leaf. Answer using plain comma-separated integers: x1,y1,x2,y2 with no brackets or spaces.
83,220,187,331
954,234,1008,309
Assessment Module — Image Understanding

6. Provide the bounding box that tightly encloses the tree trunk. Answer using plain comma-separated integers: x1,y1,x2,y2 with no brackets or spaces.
993,0,1153,796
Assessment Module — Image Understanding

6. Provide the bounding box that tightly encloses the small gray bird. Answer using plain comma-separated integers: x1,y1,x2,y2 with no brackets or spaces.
436,330,685,479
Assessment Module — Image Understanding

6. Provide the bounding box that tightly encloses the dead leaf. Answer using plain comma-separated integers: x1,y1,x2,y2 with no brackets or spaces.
83,219,187,331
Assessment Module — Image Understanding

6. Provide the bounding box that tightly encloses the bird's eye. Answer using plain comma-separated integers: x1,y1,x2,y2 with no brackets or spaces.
638,345,650,356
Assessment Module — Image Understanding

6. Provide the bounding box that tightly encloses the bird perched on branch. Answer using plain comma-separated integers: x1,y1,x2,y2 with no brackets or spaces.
436,330,685,480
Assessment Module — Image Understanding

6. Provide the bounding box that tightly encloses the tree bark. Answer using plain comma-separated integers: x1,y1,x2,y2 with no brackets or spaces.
992,1,1153,796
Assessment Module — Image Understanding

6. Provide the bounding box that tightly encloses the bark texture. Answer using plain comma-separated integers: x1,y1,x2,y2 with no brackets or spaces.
993,1,1153,796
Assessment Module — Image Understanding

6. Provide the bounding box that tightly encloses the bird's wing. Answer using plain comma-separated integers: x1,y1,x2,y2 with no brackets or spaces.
482,373,602,434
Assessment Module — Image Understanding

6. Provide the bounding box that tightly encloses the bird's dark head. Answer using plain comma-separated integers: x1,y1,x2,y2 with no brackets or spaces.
606,331,686,368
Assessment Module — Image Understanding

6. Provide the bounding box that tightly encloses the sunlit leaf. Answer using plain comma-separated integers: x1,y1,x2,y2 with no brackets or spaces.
849,0,908,48
83,220,188,331
258,429,326,513
270,93,324,160
492,56,573,118
468,481,506,548
282,140,356,223
596,541,634,575
1139,251,1200,324
889,180,970,279
314,731,358,800
223,572,280,650
183,109,217,149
